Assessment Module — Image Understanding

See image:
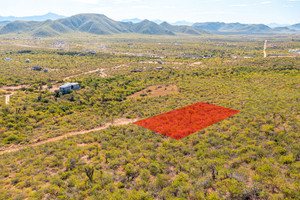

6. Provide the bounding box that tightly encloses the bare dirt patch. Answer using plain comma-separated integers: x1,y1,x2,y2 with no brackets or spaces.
0,85,29,91
5,92,15,105
264,40,267,58
128,84,179,98
63,68,104,80
224,59,237,63
190,61,203,66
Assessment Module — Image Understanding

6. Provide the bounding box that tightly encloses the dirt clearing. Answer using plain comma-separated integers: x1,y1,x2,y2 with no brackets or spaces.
128,84,179,98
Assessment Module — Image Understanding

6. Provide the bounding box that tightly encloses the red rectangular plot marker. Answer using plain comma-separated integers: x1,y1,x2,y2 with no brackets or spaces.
134,102,240,140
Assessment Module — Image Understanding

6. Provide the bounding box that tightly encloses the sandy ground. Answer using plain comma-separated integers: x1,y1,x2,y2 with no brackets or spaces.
264,40,267,58
63,68,107,80
128,84,179,98
4,92,15,105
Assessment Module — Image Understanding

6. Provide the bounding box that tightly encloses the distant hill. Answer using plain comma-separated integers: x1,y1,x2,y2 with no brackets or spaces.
129,20,174,35
0,21,10,26
0,14,210,37
123,19,194,26
0,13,65,22
122,19,164,25
193,22,224,33
153,19,164,24
268,23,290,28
289,23,300,30
192,22,274,34
122,18,143,23
160,22,210,35
171,21,194,26
57,14,130,35
272,27,297,33
192,22,300,34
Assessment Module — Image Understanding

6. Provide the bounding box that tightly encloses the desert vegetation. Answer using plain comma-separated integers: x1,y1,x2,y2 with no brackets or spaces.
0,34,299,199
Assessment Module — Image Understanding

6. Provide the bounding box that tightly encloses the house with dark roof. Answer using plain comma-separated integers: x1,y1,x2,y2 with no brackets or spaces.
59,82,80,94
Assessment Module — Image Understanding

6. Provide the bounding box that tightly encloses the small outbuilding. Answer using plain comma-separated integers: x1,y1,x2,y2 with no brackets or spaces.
202,55,212,58
59,82,80,94
26,59,31,63
33,66,43,71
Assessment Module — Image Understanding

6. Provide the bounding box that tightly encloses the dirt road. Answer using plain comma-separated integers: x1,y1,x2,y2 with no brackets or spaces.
0,118,138,155
264,40,267,58
63,68,107,80
2,43,58,50
4,92,15,105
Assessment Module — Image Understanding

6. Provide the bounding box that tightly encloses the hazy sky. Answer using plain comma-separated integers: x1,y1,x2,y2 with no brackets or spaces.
0,0,299,24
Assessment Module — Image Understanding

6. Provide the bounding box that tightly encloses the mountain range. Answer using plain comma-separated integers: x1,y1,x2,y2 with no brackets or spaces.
122,19,194,26
192,22,274,34
192,22,300,34
267,23,291,28
0,13,299,37
0,14,210,37
0,13,65,23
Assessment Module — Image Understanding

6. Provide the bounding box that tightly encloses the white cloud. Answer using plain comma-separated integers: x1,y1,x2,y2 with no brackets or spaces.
114,0,141,3
70,0,142,5
260,1,272,4
91,6,114,12
164,6,176,9
231,4,249,7
232,1,272,7
132,5,151,9
287,0,300,1
71,0,101,4
197,11,234,15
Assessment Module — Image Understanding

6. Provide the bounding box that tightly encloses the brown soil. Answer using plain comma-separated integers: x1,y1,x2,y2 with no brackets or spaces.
190,61,203,66
63,68,104,80
5,92,15,105
264,40,267,58
113,64,128,69
0,85,29,91
267,55,294,58
127,84,179,98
